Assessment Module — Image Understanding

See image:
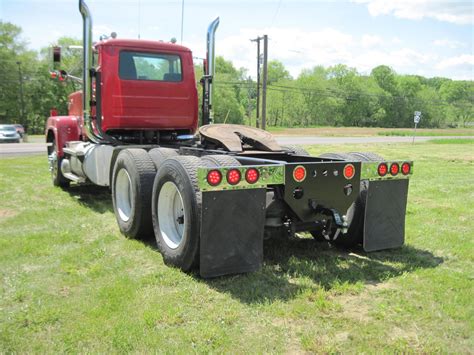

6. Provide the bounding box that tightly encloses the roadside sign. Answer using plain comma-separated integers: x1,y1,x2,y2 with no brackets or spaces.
413,111,421,144
414,111,421,124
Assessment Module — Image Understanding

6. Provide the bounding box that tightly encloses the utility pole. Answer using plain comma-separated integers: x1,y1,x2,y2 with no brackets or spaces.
16,61,25,129
261,34,268,130
180,0,185,44
250,36,262,128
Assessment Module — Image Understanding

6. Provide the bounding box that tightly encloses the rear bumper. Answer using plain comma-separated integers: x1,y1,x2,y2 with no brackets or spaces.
196,159,413,277
0,137,20,143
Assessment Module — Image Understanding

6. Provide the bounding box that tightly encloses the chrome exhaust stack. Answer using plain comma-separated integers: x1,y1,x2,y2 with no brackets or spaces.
206,17,219,79
201,17,219,126
79,0,102,143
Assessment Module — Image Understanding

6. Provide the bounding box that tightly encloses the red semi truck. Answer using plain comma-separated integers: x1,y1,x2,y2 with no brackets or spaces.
46,0,413,277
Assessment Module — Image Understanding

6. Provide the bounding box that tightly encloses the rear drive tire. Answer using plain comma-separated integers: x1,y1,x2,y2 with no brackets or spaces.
49,139,70,188
318,152,353,161
282,145,310,156
112,148,156,240
152,156,203,271
200,154,241,167
348,152,384,162
148,147,179,169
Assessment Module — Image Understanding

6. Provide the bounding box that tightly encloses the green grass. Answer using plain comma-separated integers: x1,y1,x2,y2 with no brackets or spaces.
378,130,474,137
1,142,473,352
430,138,474,144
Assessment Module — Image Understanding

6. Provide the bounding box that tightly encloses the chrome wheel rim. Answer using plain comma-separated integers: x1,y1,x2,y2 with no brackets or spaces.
158,181,186,249
116,168,133,222
48,148,58,179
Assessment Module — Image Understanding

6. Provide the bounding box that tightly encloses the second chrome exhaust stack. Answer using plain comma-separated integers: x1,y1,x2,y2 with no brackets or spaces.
79,0,116,144
201,17,219,126
79,0,102,143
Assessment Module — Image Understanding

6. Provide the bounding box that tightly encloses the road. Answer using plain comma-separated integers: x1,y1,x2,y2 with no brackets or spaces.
0,136,471,158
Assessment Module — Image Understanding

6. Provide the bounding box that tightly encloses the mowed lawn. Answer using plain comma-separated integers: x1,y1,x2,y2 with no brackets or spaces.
0,141,472,352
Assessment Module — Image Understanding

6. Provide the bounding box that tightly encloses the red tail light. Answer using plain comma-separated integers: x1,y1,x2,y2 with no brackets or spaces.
207,170,222,186
50,71,57,79
390,163,399,176
245,168,259,184
226,168,241,185
343,164,355,179
293,165,306,182
378,163,388,177
401,162,411,175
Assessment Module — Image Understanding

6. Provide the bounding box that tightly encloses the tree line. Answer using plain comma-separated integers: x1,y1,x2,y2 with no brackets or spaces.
1,21,472,134
211,57,473,129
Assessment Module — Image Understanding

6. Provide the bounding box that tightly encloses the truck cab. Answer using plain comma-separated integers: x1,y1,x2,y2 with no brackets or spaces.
49,39,198,152
96,39,198,139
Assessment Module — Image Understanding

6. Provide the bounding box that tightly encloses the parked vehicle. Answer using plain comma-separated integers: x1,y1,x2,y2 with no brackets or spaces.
0,125,21,143
45,0,413,278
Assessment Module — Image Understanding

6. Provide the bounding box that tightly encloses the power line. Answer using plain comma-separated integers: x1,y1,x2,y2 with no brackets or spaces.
270,0,283,27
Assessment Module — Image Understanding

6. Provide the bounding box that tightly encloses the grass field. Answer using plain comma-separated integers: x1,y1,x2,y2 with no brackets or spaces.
0,141,473,352
266,126,474,137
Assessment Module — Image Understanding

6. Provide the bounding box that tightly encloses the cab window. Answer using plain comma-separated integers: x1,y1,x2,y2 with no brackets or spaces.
119,51,182,82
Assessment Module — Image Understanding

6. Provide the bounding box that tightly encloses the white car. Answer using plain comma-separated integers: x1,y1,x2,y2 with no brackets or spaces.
0,124,21,143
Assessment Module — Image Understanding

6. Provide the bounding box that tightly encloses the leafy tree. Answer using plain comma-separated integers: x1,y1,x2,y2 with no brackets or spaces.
213,56,244,124
267,60,291,85
0,21,46,132
213,84,244,124
371,65,397,94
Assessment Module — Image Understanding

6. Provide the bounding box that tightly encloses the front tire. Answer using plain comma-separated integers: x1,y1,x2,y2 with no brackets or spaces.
112,149,156,240
49,139,70,188
152,156,202,271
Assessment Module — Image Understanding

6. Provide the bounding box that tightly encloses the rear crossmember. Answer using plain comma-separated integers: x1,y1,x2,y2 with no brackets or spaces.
196,158,413,277
197,160,413,191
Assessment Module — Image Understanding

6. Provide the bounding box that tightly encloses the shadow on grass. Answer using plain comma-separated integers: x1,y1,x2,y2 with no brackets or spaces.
61,186,443,305
205,237,443,304
66,185,113,214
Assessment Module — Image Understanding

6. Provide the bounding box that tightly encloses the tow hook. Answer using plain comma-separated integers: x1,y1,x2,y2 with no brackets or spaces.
310,200,348,240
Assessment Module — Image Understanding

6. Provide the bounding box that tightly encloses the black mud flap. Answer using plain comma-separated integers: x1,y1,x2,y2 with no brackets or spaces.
200,188,266,278
363,179,409,252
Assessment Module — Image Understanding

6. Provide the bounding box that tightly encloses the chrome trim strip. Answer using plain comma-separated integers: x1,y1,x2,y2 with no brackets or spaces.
198,164,285,191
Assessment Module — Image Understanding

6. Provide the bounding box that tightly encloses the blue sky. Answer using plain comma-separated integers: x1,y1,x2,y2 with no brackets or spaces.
1,0,473,79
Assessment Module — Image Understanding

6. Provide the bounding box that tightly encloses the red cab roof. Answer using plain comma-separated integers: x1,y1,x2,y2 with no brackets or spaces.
96,38,192,53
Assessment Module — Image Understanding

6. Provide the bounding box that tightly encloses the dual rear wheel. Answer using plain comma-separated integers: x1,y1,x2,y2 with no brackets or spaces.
111,147,384,271
152,154,240,270
112,149,236,271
